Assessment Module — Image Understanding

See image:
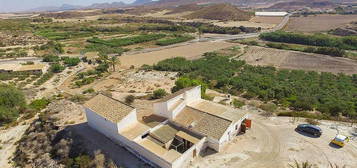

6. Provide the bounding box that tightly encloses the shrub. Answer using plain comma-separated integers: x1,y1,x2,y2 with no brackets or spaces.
233,99,245,108
152,89,168,99
50,63,65,73
29,98,50,111
62,57,81,66
125,95,135,105
82,88,95,94
69,94,87,103
260,103,278,113
0,84,26,125
42,54,60,62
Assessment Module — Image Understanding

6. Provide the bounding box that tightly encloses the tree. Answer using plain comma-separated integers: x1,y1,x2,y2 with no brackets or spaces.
0,84,26,125
109,56,120,72
50,63,65,73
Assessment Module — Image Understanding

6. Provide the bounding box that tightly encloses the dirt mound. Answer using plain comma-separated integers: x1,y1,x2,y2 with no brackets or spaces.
185,4,252,21
269,0,336,10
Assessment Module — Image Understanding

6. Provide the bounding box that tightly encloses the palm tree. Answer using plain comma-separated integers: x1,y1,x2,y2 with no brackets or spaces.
109,56,120,72
198,28,203,41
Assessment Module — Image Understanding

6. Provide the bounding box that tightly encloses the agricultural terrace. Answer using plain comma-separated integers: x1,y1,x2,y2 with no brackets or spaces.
153,54,357,119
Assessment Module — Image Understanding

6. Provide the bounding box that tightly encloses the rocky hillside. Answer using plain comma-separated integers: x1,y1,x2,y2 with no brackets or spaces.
268,0,337,10
185,4,253,21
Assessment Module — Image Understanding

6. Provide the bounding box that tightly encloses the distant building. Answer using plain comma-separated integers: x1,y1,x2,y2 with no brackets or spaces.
255,12,288,16
84,86,249,168
0,63,48,74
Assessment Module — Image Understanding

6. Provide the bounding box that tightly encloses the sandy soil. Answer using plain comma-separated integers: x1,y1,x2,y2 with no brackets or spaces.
119,41,236,68
250,16,285,25
0,124,31,168
239,46,357,75
285,14,357,32
191,111,357,168
213,21,275,29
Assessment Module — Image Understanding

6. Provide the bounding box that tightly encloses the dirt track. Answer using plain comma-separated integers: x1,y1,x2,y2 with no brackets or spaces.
239,46,357,75
191,112,357,168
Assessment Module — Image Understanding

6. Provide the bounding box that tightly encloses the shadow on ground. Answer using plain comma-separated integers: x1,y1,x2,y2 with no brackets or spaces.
294,128,320,138
58,122,151,168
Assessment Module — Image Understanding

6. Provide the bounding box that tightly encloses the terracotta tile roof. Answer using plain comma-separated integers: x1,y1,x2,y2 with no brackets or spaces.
84,94,135,123
173,107,232,140
189,99,248,122
157,86,197,102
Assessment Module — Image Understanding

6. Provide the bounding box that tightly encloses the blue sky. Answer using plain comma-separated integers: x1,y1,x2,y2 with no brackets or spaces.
0,0,135,12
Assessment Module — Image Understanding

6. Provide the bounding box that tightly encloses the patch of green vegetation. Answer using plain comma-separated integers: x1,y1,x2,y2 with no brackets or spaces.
156,35,194,46
29,98,51,111
266,42,346,57
87,34,166,47
84,43,128,55
152,89,168,99
260,31,357,50
42,54,60,62
139,24,196,33
35,29,94,40
0,84,26,126
62,57,81,67
233,99,245,108
50,63,65,73
35,41,64,54
154,54,357,118
34,72,54,86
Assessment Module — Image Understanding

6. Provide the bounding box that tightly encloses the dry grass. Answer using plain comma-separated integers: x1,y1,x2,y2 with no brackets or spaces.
239,46,357,75
285,14,357,32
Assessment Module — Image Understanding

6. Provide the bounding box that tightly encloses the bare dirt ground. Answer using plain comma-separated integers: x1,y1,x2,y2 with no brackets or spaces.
285,14,357,32
119,41,236,68
250,16,284,25
239,46,357,75
0,124,31,168
191,111,357,168
213,21,276,29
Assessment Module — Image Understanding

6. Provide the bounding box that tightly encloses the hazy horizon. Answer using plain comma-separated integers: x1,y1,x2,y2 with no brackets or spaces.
0,0,136,13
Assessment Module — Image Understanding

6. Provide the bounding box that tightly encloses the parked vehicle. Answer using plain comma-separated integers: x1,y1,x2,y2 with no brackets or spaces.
331,135,349,147
296,124,322,137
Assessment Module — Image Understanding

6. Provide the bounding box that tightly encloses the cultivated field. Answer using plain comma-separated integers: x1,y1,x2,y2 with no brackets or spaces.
285,14,357,32
191,112,357,168
239,46,357,75
119,41,236,68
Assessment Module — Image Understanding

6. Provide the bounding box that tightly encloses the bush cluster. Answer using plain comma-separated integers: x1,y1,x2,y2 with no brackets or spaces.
154,54,357,118
260,31,357,50
87,34,166,47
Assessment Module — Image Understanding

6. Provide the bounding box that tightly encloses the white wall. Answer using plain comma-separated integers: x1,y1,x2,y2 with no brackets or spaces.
117,109,137,131
153,102,169,118
85,108,121,143
184,86,201,103
218,114,249,151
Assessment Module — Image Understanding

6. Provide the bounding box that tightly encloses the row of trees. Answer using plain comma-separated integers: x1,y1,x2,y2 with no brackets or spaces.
260,31,357,50
153,54,357,118
265,42,346,57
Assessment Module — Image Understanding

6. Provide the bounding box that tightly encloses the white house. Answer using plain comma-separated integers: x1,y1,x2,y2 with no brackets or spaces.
255,12,288,17
84,86,248,168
